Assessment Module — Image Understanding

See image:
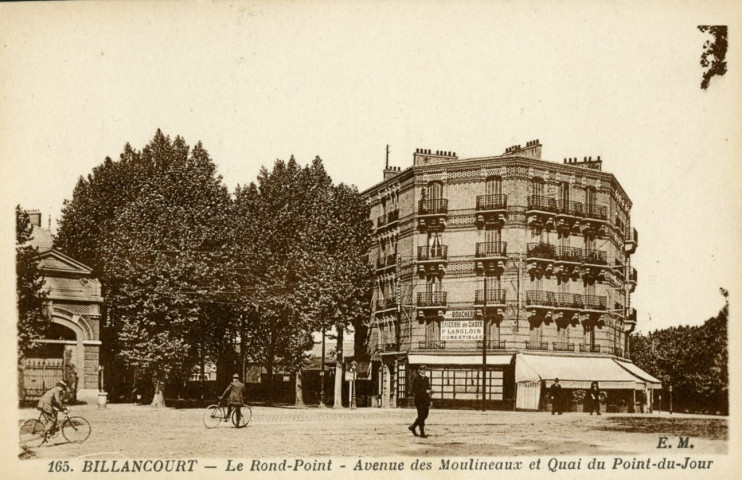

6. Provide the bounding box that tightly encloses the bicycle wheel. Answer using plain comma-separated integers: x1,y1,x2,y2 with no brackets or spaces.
19,419,46,448
203,405,224,429
62,416,91,443
231,405,252,428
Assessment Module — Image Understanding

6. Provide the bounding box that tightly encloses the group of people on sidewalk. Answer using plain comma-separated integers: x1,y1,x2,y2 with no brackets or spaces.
549,379,603,415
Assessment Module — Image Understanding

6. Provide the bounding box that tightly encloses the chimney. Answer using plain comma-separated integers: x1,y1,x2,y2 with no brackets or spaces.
26,209,42,227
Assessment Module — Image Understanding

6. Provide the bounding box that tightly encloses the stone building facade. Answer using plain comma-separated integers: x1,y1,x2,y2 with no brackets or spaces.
362,140,657,411
20,211,103,404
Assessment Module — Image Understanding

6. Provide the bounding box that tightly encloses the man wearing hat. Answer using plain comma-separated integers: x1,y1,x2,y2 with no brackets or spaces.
220,374,246,426
549,378,563,415
409,365,433,438
37,380,68,436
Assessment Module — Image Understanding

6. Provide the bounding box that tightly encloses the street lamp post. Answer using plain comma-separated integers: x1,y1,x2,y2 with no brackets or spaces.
350,361,357,410
669,385,673,415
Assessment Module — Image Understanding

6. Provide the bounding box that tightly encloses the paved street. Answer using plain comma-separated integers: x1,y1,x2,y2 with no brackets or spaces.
19,404,727,459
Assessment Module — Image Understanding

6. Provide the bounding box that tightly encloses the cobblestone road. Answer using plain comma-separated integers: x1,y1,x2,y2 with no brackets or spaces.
18,404,727,459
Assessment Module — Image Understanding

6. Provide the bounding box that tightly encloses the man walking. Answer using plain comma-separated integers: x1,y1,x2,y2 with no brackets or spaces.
549,378,563,415
221,373,246,427
409,365,432,438
588,381,602,415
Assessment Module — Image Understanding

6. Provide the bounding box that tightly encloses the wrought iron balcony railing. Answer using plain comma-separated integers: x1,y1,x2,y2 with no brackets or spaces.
582,295,607,310
526,243,607,264
418,340,446,350
376,298,397,311
527,195,558,212
417,245,448,261
553,342,575,352
387,209,399,224
525,341,549,351
476,194,507,211
583,203,608,220
475,241,507,258
475,289,506,305
526,290,555,306
554,292,583,309
476,340,507,350
579,344,601,353
376,214,386,228
418,199,448,215
556,199,584,216
416,291,447,307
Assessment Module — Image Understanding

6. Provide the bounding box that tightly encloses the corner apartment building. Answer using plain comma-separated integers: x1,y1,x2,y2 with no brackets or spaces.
362,140,658,411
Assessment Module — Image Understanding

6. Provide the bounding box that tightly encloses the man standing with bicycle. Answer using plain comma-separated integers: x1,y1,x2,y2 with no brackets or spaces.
37,380,68,436
220,373,246,427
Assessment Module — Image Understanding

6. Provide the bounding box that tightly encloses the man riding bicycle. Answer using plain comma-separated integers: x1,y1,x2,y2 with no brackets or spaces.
220,374,246,426
37,380,68,436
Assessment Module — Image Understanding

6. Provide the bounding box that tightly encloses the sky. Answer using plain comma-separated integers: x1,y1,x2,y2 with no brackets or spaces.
2,1,740,333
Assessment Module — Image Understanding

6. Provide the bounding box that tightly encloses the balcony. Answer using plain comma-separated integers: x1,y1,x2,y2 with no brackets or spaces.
625,227,638,255
527,195,558,213
417,291,447,308
475,241,507,274
553,292,583,309
628,267,637,292
376,209,400,234
476,340,507,350
417,246,448,275
418,340,446,350
583,203,608,221
474,288,506,306
582,295,607,311
556,199,583,217
626,307,637,324
579,344,601,353
525,341,549,351
418,199,448,232
475,194,507,228
552,342,575,352
375,253,397,274
380,342,398,352
375,297,397,314
526,290,555,307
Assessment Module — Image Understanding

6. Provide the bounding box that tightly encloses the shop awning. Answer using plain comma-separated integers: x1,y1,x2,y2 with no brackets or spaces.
614,359,662,389
515,353,640,390
408,353,513,366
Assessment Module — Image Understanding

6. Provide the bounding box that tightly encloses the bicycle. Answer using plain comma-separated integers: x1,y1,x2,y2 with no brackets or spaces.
202,400,252,428
20,409,91,448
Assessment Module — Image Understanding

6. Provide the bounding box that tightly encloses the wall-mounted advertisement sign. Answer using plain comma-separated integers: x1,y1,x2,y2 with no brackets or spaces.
441,311,482,340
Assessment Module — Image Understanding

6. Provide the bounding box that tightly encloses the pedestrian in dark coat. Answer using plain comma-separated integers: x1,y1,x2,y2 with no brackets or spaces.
549,378,563,415
588,381,601,415
409,365,432,438
221,374,246,426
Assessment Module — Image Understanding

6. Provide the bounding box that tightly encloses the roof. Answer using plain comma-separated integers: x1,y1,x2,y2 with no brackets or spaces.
515,353,641,390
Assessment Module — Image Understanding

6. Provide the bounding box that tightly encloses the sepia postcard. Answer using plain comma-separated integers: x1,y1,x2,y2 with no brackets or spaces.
1,1,740,479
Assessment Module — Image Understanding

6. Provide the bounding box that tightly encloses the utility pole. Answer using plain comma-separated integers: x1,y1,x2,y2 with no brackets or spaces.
481,276,488,412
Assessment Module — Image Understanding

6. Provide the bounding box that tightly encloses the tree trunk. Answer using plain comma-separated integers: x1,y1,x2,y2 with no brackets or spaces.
151,380,166,408
294,368,305,407
333,328,344,408
266,362,274,406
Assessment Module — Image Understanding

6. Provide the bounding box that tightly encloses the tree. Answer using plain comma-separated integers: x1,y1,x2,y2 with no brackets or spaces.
630,288,729,414
293,161,374,408
16,205,50,361
233,157,315,405
56,130,238,398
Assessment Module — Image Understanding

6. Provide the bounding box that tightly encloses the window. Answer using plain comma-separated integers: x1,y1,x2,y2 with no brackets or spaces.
532,177,545,197
559,181,570,204
485,176,502,196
